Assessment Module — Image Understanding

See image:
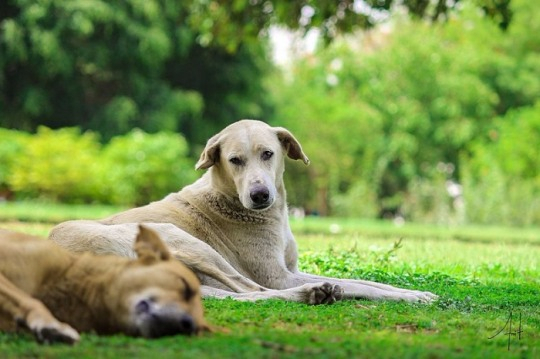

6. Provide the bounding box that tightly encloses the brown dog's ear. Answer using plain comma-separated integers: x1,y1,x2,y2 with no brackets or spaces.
134,225,171,263
195,133,221,170
274,127,310,165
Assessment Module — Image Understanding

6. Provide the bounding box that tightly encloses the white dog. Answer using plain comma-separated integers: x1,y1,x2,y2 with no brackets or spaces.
50,120,437,304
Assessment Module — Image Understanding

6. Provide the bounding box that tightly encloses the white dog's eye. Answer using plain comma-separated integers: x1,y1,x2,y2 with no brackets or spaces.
229,157,243,166
261,151,273,161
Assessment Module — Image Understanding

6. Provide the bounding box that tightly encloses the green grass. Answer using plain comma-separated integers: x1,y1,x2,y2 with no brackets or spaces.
0,202,539,358
0,200,126,223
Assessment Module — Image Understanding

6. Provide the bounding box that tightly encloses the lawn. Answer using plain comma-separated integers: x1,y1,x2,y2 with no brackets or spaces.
0,202,538,358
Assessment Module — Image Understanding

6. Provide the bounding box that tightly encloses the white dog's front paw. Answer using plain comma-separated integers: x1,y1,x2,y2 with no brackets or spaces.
305,282,344,305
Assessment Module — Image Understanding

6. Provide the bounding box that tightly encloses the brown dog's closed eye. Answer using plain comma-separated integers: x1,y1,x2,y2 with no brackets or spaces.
181,278,195,301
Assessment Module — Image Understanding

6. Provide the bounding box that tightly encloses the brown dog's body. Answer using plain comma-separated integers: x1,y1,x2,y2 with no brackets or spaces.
0,227,207,344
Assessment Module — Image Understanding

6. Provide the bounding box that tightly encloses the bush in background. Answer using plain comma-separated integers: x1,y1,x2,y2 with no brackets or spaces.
0,129,30,199
99,129,197,205
269,1,540,225
1,127,196,205
7,127,102,203
331,180,379,219
401,165,464,226
461,102,540,226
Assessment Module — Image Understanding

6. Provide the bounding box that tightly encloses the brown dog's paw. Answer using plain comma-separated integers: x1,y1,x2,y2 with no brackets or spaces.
34,324,80,345
307,282,343,305
18,312,80,345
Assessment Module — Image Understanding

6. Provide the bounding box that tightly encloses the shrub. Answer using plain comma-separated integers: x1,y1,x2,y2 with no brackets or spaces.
7,127,102,202
331,180,379,219
401,165,465,225
0,129,30,198
461,102,540,226
99,129,197,205
3,127,197,205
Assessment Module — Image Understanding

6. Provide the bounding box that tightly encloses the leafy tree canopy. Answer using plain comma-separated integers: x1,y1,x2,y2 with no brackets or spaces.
0,0,270,143
270,0,539,219
0,0,513,143
189,0,513,49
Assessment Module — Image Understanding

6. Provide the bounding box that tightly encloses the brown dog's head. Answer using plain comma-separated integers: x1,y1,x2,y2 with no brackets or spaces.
110,225,208,338
195,120,309,211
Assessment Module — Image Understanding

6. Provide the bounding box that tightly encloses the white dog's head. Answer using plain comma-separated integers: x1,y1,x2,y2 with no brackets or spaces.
195,120,309,211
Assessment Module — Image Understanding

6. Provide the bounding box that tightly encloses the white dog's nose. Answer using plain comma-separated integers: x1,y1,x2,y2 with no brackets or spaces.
250,185,270,206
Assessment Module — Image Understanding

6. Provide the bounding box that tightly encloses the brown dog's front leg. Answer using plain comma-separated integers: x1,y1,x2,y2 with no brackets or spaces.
0,274,80,344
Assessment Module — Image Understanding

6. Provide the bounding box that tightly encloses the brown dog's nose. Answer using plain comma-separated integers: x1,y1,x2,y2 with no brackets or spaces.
135,299,198,337
148,312,197,337
178,314,196,334
161,313,196,336
250,185,270,206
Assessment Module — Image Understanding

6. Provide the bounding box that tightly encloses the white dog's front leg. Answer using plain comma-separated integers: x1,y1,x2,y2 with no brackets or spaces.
140,223,267,293
201,282,343,304
290,272,438,303
282,228,437,303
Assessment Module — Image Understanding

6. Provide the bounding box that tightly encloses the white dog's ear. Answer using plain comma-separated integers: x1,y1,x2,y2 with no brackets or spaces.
134,225,171,263
195,134,221,170
274,127,310,165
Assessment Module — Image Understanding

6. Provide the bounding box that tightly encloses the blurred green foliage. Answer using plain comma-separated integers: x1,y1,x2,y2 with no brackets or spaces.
187,0,512,48
0,0,538,225
0,0,512,142
8,127,101,202
0,0,269,143
462,101,540,225
3,127,195,205
99,129,196,205
0,128,29,196
271,0,540,224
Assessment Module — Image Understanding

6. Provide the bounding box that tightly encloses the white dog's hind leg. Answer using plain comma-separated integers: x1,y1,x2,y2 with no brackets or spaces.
169,249,265,293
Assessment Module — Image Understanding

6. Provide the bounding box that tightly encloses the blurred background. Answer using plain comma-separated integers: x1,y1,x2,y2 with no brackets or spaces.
1,0,539,226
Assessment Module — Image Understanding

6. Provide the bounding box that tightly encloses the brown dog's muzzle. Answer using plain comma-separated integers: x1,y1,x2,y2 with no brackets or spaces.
135,300,198,337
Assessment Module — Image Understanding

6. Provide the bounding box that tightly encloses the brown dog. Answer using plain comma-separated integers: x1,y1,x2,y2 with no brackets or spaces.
0,225,208,344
